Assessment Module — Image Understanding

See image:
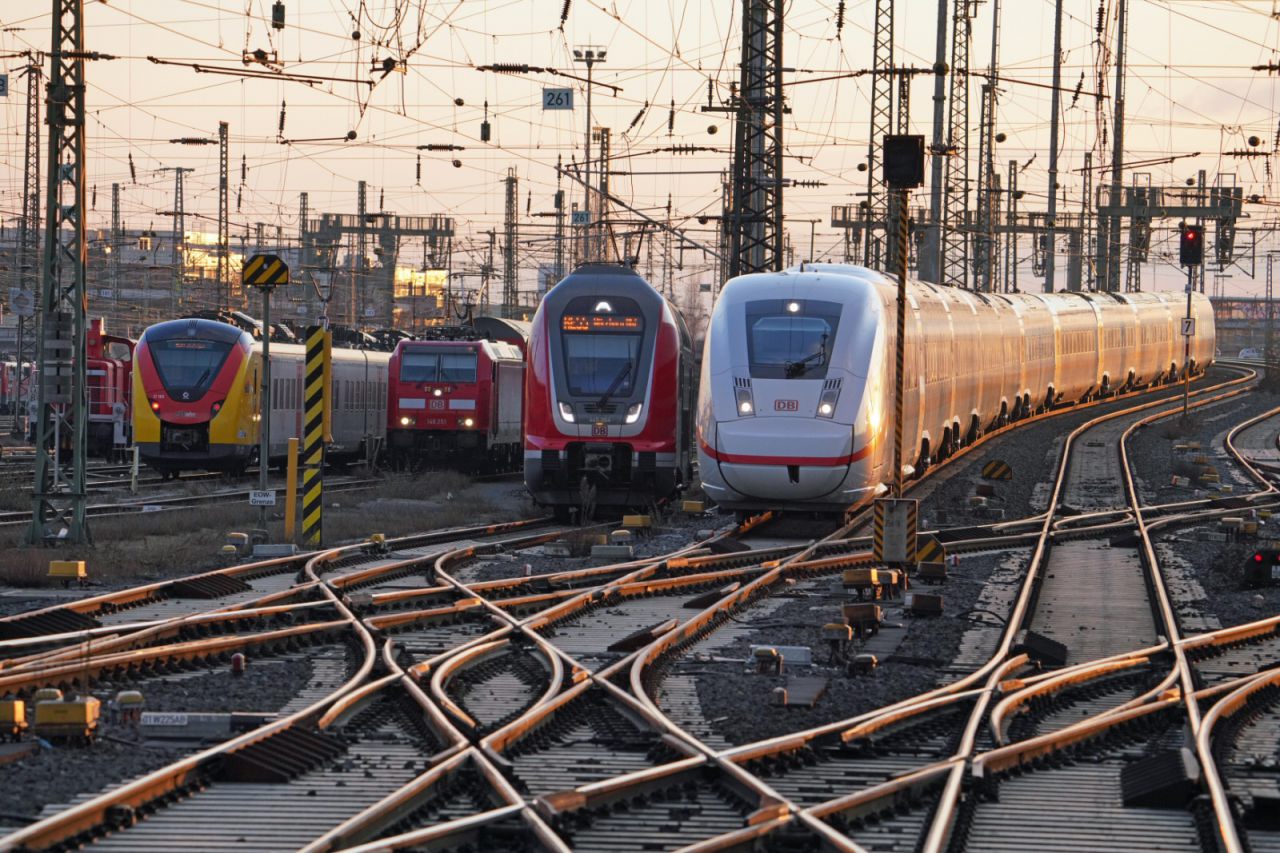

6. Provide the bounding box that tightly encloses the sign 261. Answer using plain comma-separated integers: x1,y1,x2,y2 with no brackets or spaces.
542,88,574,110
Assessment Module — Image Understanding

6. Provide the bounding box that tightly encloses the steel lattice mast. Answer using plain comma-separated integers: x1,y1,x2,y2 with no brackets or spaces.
502,167,519,315
726,0,784,278
28,0,90,544
940,0,974,289
217,121,229,310
866,0,894,267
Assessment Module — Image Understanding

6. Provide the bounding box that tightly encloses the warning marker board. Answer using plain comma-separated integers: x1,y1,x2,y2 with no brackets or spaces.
242,253,290,288
300,325,330,548
981,460,1013,480
873,498,918,564
916,533,945,565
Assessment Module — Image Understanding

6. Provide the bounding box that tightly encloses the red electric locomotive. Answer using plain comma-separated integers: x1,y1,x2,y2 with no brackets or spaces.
386,332,525,469
524,264,696,518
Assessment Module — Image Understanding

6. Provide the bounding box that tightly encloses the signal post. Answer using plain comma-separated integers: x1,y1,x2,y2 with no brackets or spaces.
873,135,925,577
1178,224,1203,420
243,253,290,529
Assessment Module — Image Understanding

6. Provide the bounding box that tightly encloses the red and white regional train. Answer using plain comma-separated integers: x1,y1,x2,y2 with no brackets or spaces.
524,264,697,517
387,334,525,469
698,263,1216,513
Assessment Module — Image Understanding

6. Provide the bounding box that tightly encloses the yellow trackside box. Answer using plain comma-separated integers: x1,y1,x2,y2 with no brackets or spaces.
842,568,880,587
0,699,27,738
34,697,100,738
622,515,652,528
682,500,705,514
48,560,86,579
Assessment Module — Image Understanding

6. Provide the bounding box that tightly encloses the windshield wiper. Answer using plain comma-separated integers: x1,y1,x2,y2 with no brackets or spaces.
598,362,633,408
784,334,828,378
192,367,211,389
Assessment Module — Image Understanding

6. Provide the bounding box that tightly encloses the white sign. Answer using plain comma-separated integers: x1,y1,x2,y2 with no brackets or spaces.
0,75,8,98
249,490,277,507
571,210,591,226
874,498,918,564
542,87,574,110
8,288,34,317
141,712,189,727
1181,317,1196,336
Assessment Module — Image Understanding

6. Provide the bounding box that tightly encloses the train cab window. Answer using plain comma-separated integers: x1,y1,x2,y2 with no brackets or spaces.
149,338,233,398
559,296,646,398
745,299,841,380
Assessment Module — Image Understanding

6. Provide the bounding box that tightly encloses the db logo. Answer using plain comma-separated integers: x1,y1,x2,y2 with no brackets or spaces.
774,399,799,412
429,399,445,410
591,422,608,437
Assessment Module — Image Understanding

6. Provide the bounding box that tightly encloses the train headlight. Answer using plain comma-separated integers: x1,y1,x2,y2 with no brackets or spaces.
558,401,575,423
625,402,643,424
433,388,443,397
149,399,160,411
463,417,475,428
734,385,754,416
399,415,413,427
817,387,840,418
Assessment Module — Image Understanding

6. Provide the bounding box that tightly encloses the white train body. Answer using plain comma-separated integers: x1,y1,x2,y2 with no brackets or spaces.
697,264,1216,512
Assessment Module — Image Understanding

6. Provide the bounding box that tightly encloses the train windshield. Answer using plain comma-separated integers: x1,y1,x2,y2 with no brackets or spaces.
746,299,842,380
400,350,478,383
149,339,233,398
562,334,642,397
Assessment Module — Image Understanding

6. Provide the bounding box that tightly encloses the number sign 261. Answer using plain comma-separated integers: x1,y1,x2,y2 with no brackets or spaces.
542,88,574,110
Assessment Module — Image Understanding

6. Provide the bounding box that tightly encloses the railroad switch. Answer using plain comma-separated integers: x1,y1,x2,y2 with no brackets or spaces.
841,603,882,639
846,654,878,676
822,622,853,663
368,533,390,553
48,560,87,588
917,562,948,584
842,568,900,600
754,647,783,675
903,592,944,616
1011,629,1068,668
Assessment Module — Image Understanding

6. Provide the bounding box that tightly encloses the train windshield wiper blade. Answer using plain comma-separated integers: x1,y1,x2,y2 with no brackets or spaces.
597,362,633,408
784,337,827,378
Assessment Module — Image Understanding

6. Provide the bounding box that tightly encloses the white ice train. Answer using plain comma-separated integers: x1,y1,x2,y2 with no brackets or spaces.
697,264,1216,513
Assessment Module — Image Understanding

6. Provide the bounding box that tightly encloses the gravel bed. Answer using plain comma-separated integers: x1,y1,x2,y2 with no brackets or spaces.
1128,389,1280,507
0,596,63,618
1156,526,1280,632
0,656,313,820
462,511,723,584
694,548,1020,745
911,369,1238,530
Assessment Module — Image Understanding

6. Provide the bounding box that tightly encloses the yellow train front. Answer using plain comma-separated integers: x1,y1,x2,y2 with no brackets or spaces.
132,318,261,474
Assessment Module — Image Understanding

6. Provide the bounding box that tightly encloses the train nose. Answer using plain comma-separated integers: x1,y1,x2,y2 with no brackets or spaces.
706,418,860,502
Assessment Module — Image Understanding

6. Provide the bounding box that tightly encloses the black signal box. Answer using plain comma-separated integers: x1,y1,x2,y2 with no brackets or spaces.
1180,224,1205,267
883,135,925,189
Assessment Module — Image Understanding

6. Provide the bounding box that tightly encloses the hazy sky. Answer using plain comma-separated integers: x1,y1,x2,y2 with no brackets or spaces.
1,0,1277,295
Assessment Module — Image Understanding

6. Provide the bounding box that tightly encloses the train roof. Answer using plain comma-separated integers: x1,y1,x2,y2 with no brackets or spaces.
471,315,531,344
139,318,251,345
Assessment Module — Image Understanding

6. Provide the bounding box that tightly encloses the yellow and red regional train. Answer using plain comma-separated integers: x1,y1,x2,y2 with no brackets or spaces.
133,318,389,473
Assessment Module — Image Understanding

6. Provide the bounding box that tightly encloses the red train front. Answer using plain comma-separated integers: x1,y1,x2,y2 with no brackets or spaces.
86,318,134,458
524,264,696,517
387,334,525,469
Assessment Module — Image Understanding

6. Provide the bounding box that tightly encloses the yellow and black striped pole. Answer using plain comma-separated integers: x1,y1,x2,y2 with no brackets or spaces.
301,325,329,547
893,185,909,498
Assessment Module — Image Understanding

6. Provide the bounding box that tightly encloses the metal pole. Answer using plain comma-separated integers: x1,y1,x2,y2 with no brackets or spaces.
1183,265,1192,419
1044,0,1063,293
259,286,272,528
923,0,950,283
894,186,910,497
584,59,594,262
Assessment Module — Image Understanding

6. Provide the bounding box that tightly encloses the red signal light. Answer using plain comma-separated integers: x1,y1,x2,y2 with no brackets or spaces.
1255,554,1263,562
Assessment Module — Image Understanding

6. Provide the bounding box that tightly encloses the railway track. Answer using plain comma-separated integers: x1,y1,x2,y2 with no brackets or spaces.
6,365,1280,851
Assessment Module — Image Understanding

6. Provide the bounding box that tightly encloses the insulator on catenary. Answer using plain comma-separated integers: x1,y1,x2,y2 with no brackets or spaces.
416,154,421,183
278,100,287,137
626,101,648,133
236,187,242,212
836,0,845,36
91,185,97,209
668,100,674,134
560,0,571,26
241,154,247,182
128,152,136,183
379,188,384,209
